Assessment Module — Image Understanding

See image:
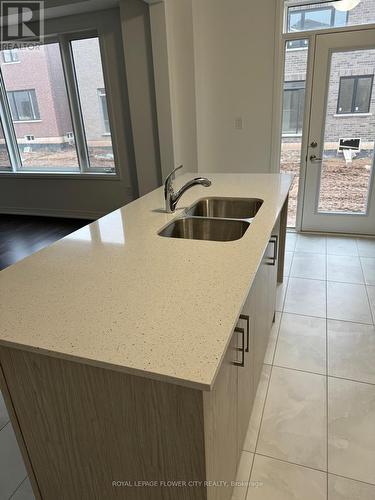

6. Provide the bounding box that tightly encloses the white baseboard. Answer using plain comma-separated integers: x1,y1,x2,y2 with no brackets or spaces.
0,206,104,220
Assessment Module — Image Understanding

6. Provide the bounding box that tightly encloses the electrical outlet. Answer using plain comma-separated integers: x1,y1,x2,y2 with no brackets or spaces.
235,117,243,130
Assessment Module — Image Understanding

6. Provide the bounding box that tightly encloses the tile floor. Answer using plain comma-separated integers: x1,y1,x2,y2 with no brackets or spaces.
232,232,375,500
1,232,375,499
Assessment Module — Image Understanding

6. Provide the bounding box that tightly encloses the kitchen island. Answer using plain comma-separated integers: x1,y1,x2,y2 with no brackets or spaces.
0,173,292,499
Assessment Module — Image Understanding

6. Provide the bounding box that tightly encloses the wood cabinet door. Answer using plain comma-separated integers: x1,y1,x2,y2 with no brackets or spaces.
267,219,280,329
204,330,238,500
253,256,270,390
237,289,255,452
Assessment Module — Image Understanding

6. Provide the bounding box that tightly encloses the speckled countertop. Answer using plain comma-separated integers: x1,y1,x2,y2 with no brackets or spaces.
0,173,292,390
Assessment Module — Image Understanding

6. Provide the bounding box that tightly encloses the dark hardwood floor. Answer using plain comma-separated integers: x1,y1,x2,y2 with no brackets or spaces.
0,215,90,271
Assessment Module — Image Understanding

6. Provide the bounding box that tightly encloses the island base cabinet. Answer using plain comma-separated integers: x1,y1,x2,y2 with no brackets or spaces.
0,347,210,500
0,216,284,500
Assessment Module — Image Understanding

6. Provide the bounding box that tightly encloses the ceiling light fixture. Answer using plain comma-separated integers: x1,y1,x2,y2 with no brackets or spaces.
333,0,361,11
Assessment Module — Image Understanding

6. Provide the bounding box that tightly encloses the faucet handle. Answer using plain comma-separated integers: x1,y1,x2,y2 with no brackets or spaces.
165,165,183,187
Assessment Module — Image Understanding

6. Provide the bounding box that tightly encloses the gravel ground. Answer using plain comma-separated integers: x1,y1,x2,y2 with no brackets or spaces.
281,149,374,227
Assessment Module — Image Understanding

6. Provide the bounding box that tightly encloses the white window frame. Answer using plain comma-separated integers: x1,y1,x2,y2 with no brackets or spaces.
0,30,116,175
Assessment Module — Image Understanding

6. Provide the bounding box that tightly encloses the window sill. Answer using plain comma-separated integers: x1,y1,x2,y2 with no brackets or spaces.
13,119,42,123
0,170,120,180
2,61,20,65
282,133,303,138
334,113,372,117
285,46,309,52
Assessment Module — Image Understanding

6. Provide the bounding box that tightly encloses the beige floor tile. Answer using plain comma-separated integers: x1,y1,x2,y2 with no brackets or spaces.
328,377,375,485
295,234,326,254
328,474,375,500
11,477,35,500
257,367,326,470
276,279,288,312
357,239,375,258
284,252,293,277
274,314,326,375
361,257,375,286
247,455,326,500
327,282,372,325
286,232,297,252
284,278,326,318
0,391,9,431
327,237,358,257
0,423,27,500
264,312,281,365
243,365,272,453
327,255,364,284
328,320,375,384
232,451,254,500
367,285,375,320
290,253,326,280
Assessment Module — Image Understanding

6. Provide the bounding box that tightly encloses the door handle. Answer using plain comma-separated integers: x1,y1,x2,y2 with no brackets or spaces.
310,155,322,162
233,327,245,367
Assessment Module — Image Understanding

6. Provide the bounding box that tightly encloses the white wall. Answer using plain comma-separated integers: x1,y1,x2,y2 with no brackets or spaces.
149,0,198,180
120,0,163,194
192,0,277,174
164,0,198,174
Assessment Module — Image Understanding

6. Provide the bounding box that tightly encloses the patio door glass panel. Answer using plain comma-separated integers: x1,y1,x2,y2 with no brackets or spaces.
302,29,375,235
318,49,375,215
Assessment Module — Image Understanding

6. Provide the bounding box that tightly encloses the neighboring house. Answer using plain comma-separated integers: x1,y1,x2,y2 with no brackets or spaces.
282,0,375,153
0,41,110,152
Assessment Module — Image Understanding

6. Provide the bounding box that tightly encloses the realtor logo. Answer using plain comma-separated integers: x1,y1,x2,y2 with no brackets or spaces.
0,1,44,44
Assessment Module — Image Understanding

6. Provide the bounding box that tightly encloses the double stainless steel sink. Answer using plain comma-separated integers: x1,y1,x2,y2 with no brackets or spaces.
159,197,263,242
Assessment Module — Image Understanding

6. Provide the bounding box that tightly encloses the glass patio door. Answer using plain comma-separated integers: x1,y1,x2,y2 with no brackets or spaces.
302,29,375,235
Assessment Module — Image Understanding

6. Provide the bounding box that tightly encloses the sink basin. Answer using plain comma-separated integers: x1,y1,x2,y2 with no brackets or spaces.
185,197,263,219
159,217,250,242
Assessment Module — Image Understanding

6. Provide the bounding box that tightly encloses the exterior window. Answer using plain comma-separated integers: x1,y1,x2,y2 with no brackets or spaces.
337,75,373,114
287,6,347,47
71,37,115,172
0,36,115,174
282,81,306,134
98,88,110,134
2,50,19,63
7,90,40,121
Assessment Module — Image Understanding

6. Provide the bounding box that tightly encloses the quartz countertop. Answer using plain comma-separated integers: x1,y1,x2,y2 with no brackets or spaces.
0,173,292,390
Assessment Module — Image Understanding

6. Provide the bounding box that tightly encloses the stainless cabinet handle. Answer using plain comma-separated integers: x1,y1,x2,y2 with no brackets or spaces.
268,235,278,266
233,327,245,367
239,314,250,352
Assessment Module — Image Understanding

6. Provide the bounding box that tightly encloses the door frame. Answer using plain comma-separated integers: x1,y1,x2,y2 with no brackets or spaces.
271,0,375,233
302,28,375,234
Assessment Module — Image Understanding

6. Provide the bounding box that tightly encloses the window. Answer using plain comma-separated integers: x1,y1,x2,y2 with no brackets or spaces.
287,6,347,48
98,88,110,134
2,50,19,63
337,75,373,114
0,36,115,174
7,90,40,121
71,37,115,172
282,81,306,134
284,0,375,35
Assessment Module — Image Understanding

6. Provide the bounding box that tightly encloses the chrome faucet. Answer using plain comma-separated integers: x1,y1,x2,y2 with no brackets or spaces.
164,165,211,213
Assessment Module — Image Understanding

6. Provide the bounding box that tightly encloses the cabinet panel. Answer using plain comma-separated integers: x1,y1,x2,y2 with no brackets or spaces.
253,260,269,390
204,331,238,500
237,292,255,452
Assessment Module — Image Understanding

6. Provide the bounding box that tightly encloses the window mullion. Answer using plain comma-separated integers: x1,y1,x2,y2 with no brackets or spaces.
59,35,90,173
0,70,22,171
